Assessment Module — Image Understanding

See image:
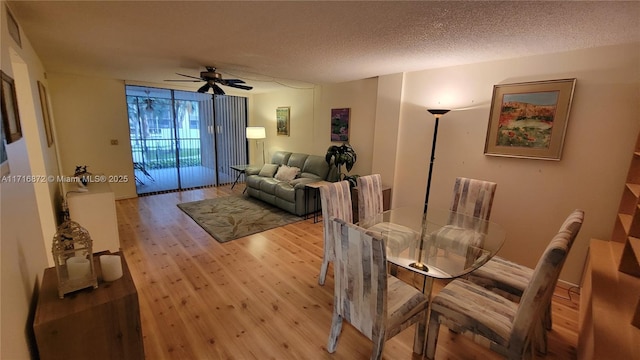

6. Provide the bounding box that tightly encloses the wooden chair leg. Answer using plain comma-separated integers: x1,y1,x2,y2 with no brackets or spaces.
425,312,440,359
327,312,343,353
319,260,329,285
544,302,553,330
370,331,386,360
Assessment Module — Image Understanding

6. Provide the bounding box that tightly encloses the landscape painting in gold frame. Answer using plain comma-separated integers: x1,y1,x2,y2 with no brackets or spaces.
484,78,576,160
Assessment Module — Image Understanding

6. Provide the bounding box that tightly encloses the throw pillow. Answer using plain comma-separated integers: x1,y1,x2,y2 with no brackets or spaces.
274,165,300,182
258,163,279,177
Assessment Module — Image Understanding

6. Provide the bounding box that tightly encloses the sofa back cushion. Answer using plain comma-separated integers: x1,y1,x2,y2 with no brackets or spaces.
287,153,309,170
258,163,279,177
300,155,330,180
271,151,292,166
274,165,300,182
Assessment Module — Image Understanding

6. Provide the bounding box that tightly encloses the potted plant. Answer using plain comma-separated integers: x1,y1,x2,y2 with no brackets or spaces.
325,143,359,187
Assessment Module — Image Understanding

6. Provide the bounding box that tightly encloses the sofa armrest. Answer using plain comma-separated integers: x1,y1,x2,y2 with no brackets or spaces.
290,177,318,190
245,165,263,176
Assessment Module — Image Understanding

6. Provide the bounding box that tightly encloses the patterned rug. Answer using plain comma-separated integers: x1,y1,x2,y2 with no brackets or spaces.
177,195,304,243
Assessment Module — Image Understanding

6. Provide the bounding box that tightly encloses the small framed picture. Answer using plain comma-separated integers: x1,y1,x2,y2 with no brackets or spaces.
38,81,54,147
330,108,350,142
1,71,22,144
1,108,9,176
484,78,576,160
276,106,290,136
6,7,21,48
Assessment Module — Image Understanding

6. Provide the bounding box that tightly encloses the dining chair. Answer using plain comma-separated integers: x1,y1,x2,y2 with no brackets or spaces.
318,180,353,286
356,174,419,274
465,209,585,353
428,177,497,266
326,217,429,360
425,209,583,360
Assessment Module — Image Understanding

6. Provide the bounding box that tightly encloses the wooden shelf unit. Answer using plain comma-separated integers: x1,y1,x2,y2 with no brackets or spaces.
615,133,640,276
578,239,640,359
578,130,640,359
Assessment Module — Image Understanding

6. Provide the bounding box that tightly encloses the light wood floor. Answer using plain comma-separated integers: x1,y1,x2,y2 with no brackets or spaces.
116,185,580,360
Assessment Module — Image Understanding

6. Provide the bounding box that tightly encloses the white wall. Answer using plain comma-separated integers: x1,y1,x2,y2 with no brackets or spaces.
251,79,378,177
392,43,640,284
48,74,137,200
1,2,57,358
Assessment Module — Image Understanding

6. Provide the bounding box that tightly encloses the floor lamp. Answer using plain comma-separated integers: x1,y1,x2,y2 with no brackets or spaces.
410,108,450,271
246,126,266,164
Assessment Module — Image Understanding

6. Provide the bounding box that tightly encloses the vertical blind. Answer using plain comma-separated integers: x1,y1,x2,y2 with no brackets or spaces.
125,85,247,194
214,95,248,185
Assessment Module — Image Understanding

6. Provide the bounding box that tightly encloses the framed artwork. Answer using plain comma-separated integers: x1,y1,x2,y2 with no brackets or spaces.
1,71,22,144
38,81,54,147
330,108,350,142
276,106,290,136
6,7,21,48
484,78,576,160
0,107,9,176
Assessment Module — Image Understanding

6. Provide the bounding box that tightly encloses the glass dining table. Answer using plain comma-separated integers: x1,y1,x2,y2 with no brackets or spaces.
359,206,506,355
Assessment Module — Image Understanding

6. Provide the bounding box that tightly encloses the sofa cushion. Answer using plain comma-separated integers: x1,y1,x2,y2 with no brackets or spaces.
246,175,263,189
275,182,296,202
300,155,329,180
287,153,309,169
274,165,300,182
271,151,292,166
258,163,279,177
260,178,280,195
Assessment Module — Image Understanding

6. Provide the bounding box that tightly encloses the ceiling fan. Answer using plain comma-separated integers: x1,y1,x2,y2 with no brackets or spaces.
165,66,253,95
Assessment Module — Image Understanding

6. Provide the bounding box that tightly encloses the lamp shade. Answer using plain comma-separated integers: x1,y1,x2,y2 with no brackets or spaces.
246,126,266,139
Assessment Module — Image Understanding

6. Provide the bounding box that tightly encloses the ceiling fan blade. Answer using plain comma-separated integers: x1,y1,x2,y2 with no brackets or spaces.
176,73,204,80
222,78,245,84
226,83,253,91
165,79,202,82
197,83,210,93
213,84,225,95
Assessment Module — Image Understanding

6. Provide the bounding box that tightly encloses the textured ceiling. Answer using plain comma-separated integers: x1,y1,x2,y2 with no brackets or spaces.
7,1,640,93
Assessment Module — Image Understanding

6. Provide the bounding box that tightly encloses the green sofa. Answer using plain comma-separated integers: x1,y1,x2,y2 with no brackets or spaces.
245,151,339,216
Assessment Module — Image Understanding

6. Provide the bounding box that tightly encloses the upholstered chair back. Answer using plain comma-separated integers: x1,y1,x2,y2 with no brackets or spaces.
317,181,352,285
448,177,497,231
356,174,384,224
330,218,387,339
327,218,429,359
509,209,583,353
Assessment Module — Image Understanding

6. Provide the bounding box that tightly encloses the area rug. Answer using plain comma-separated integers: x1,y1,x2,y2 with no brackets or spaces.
177,195,303,243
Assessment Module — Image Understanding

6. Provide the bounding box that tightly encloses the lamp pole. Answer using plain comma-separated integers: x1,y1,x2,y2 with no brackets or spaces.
410,109,450,272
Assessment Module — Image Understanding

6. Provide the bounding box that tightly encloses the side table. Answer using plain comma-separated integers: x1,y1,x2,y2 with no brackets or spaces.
305,181,331,223
230,164,251,192
33,252,144,360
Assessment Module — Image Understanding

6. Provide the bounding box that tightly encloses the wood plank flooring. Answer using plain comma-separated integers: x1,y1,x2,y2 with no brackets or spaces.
116,185,579,359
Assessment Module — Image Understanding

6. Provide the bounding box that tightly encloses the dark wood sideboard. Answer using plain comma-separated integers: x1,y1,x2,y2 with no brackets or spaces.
33,252,144,360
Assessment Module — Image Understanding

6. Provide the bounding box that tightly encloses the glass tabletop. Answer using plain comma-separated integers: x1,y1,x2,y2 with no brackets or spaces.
230,164,251,172
359,207,506,279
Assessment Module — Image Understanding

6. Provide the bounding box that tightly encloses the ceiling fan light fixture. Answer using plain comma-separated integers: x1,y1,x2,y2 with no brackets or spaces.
197,83,210,93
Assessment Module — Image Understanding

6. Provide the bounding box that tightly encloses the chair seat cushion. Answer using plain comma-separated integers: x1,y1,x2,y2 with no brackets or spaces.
468,256,533,298
430,225,484,254
431,278,517,346
367,222,418,253
387,276,428,331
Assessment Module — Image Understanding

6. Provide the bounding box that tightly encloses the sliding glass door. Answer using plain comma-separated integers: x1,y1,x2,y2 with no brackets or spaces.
126,86,248,195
